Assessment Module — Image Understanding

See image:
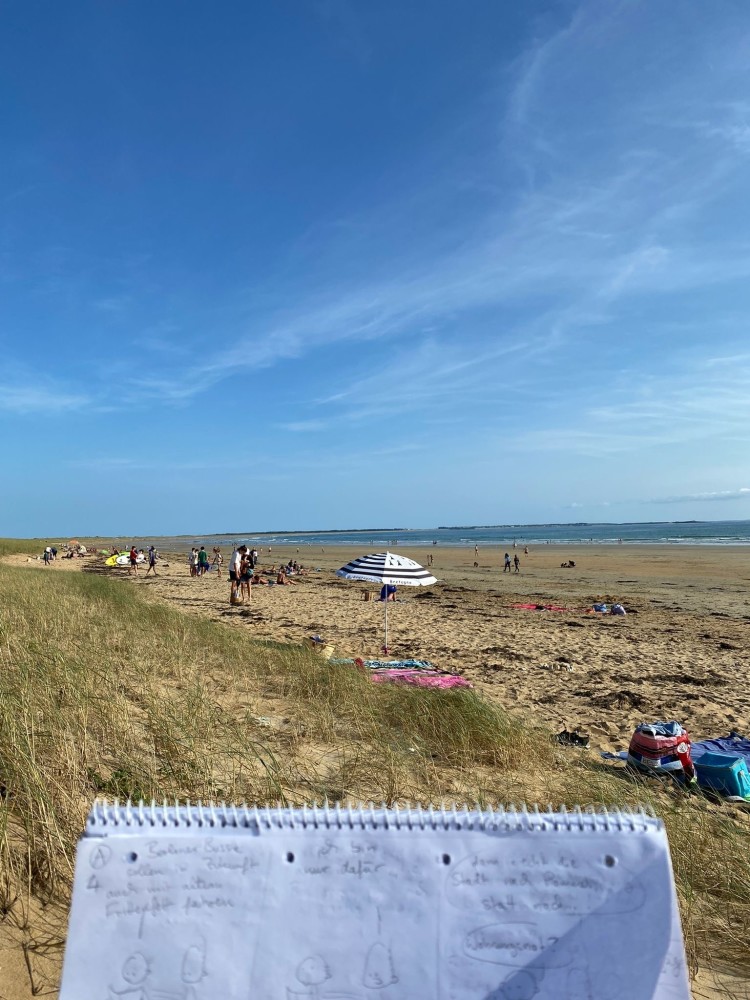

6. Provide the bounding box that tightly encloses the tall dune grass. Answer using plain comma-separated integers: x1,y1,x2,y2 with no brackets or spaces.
0,562,748,993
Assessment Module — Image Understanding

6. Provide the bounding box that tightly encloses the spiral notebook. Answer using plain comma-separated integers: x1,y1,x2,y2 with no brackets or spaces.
60,802,690,999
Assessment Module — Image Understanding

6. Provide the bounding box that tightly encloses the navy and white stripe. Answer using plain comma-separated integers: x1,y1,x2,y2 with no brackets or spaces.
336,552,437,587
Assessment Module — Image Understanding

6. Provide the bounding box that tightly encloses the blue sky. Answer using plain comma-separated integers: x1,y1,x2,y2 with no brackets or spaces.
3,0,750,535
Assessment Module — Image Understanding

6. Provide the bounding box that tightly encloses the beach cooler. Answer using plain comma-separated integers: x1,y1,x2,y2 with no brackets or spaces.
627,721,695,780
693,751,750,799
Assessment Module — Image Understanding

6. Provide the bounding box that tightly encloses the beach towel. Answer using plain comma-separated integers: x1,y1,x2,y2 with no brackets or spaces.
329,658,469,688
369,669,472,689
362,658,434,669
512,603,568,612
330,658,435,670
691,734,750,763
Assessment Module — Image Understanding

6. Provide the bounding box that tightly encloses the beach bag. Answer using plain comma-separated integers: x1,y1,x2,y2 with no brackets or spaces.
693,752,750,800
627,721,695,780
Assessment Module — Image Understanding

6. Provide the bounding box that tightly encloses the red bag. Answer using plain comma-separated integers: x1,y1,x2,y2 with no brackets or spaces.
628,722,695,780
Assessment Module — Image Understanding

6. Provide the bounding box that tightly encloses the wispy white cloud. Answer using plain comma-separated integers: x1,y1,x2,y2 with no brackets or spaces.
651,488,750,504
277,420,328,433
93,295,133,313
509,351,750,458
0,381,90,415
15,0,750,461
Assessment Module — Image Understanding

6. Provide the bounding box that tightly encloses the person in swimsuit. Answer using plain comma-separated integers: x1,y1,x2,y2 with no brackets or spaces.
240,550,253,602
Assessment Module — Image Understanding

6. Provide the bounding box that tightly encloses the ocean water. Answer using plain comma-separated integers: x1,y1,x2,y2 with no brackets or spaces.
136,520,750,550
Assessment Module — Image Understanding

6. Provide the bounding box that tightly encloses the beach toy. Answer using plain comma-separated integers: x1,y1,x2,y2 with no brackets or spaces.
306,636,335,659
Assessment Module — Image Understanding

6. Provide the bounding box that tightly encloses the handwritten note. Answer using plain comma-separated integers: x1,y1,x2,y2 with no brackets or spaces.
59,808,690,999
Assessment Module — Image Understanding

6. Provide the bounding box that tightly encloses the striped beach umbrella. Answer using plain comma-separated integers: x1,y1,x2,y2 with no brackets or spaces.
337,552,437,651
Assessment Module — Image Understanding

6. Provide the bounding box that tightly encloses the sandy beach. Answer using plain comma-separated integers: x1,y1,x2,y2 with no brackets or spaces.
4,542,749,1000
60,542,750,752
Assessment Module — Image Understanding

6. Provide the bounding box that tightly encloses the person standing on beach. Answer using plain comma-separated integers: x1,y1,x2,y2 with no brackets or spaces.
43,546,51,566
239,549,253,602
197,546,209,577
145,546,158,576
474,544,479,558
229,545,245,602
513,553,520,573
504,552,511,573
129,545,138,575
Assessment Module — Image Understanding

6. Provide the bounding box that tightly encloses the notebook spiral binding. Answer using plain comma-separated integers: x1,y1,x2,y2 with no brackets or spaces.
88,799,657,833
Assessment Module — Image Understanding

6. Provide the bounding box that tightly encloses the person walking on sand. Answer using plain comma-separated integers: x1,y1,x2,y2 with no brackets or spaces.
474,544,479,558
514,553,520,573
128,545,138,575
145,546,158,576
43,546,51,566
504,552,511,573
197,546,209,577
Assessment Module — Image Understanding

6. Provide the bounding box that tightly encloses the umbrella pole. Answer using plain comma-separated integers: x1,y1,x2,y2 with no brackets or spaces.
384,593,388,651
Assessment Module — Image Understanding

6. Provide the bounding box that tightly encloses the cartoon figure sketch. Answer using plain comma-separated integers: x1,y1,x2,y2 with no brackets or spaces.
362,942,398,990
564,965,593,999
109,952,152,999
180,941,207,1000
287,955,332,999
484,969,539,1000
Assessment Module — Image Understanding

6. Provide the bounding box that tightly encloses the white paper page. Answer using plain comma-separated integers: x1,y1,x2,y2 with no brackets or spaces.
60,832,274,999
60,818,690,1000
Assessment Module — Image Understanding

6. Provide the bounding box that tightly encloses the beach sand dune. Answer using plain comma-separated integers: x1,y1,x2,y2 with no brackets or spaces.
2,543,749,999
101,543,750,752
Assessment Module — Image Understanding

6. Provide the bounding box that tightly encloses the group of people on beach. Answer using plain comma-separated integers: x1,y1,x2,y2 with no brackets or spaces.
504,552,522,573
126,545,159,576
187,546,211,577
227,545,309,604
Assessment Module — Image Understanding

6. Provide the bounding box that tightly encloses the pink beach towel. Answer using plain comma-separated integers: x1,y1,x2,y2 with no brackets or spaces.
370,669,472,689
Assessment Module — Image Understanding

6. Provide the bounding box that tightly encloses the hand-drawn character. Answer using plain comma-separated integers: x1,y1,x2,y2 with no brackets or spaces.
564,965,593,999
287,955,332,999
180,941,208,999
109,952,152,999
484,969,539,1000
362,942,398,989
